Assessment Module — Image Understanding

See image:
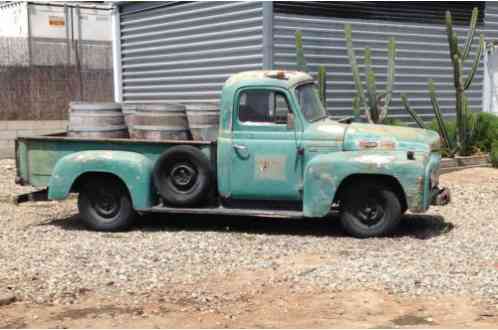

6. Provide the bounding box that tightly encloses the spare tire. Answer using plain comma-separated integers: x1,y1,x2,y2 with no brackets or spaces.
153,145,213,207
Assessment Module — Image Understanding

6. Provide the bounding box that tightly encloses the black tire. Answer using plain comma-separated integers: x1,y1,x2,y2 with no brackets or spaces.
77,177,136,231
153,145,213,207
340,181,401,238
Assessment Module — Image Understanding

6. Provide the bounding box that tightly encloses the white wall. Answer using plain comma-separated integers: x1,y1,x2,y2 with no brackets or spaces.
29,4,111,41
0,2,28,37
80,8,112,41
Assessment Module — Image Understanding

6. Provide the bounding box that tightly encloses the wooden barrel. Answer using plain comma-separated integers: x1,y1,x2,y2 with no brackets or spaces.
131,103,190,141
184,103,219,141
121,103,137,136
68,102,128,139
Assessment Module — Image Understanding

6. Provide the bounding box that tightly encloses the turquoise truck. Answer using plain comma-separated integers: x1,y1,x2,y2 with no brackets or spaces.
15,70,450,238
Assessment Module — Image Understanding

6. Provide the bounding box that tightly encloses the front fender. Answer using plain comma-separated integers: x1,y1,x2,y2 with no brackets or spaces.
48,150,155,209
303,150,427,217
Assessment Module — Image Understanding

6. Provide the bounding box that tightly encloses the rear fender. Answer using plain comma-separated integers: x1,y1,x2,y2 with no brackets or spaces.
303,150,426,217
48,150,155,209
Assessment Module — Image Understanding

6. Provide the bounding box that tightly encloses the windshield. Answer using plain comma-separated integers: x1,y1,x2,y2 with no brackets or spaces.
295,83,327,122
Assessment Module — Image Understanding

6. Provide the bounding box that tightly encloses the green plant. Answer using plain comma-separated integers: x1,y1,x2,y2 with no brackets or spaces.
429,118,457,157
344,24,396,124
445,7,484,155
400,94,425,128
491,141,498,168
295,31,327,107
473,112,498,152
317,65,327,106
402,8,484,157
429,80,457,155
383,117,406,127
295,31,308,72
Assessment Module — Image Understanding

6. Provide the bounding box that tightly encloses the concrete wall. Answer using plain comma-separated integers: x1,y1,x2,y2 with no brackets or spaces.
0,120,68,159
0,3,114,159
0,66,113,121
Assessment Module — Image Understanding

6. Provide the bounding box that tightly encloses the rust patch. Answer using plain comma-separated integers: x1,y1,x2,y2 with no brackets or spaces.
379,140,396,149
255,155,287,181
358,140,378,149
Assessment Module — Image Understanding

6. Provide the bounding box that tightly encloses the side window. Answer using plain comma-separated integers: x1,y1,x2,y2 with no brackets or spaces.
238,90,291,124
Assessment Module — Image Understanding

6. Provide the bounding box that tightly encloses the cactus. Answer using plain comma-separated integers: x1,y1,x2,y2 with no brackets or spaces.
344,24,396,124
318,65,327,106
446,7,485,155
295,31,308,72
401,8,484,157
428,80,455,155
352,95,361,119
400,94,425,129
295,30,327,108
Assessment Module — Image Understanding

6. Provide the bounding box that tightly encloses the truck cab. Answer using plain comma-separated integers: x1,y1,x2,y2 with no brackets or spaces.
15,70,450,238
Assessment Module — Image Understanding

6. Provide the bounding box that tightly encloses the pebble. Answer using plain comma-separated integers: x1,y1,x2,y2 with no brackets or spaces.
0,293,16,306
0,159,498,304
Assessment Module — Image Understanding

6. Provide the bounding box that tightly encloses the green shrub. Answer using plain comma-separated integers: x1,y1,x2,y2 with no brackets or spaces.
491,141,498,168
382,117,406,126
473,113,498,152
429,119,457,157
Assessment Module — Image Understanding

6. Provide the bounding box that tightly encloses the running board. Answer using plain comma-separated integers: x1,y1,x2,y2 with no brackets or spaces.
137,206,304,219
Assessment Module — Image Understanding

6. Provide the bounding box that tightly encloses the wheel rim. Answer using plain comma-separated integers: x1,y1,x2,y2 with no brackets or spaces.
91,188,120,221
168,162,198,191
356,196,385,226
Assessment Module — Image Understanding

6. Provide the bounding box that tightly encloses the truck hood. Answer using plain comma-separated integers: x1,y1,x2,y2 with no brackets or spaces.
303,118,348,143
343,123,441,153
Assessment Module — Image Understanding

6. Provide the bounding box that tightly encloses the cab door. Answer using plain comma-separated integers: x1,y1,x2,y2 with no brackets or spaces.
229,87,302,201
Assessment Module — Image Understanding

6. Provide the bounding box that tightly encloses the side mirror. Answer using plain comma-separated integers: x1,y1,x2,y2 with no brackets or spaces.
287,112,295,129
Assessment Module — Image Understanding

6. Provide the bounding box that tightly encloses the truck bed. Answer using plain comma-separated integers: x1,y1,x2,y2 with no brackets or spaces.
15,132,216,188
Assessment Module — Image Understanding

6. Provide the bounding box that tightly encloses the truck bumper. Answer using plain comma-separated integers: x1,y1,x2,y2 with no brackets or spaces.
431,186,451,206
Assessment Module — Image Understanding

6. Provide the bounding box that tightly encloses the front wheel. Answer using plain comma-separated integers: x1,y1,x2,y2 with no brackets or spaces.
340,182,401,238
77,177,136,231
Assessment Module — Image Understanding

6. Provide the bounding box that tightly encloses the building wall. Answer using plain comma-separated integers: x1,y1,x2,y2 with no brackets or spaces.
272,2,498,122
118,1,265,104
115,1,496,124
0,120,68,160
28,3,112,68
0,2,114,159
0,2,29,66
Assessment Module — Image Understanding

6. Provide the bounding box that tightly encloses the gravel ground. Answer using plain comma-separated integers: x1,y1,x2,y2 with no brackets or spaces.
0,159,497,305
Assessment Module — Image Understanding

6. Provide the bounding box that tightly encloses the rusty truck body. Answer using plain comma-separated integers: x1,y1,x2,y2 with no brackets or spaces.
15,70,450,237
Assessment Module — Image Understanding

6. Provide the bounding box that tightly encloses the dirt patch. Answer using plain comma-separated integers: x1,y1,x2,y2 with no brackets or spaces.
51,306,143,321
391,314,435,326
1,269,498,328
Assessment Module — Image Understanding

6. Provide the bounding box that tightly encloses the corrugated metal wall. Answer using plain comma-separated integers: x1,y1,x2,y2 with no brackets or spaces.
119,1,264,104
272,2,498,122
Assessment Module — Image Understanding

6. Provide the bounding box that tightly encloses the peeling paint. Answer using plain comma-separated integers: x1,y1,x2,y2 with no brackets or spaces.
354,155,396,167
255,155,287,181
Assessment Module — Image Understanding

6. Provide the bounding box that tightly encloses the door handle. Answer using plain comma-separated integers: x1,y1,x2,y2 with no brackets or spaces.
232,143,250,159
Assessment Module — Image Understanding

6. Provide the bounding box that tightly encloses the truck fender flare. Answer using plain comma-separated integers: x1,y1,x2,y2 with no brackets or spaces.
302,151,418,218
48,150,155,209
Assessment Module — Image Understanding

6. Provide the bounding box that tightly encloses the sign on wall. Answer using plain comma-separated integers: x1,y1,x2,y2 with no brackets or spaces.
48,16,64,27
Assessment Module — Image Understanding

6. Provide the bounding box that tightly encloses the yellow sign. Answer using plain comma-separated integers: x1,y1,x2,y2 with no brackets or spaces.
49,16,65,27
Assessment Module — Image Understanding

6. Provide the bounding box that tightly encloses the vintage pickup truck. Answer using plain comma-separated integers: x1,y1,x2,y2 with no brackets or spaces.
15,70,450,238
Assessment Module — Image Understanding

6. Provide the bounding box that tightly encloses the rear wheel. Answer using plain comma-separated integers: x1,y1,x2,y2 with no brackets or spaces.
340,181,401,238
77,177,136,231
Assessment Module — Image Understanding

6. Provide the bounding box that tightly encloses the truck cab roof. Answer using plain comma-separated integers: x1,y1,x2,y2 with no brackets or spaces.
224,70,314,90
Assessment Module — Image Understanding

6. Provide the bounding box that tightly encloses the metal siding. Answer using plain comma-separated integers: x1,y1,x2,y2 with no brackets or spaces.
119,1,264,103
273,3,498,122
